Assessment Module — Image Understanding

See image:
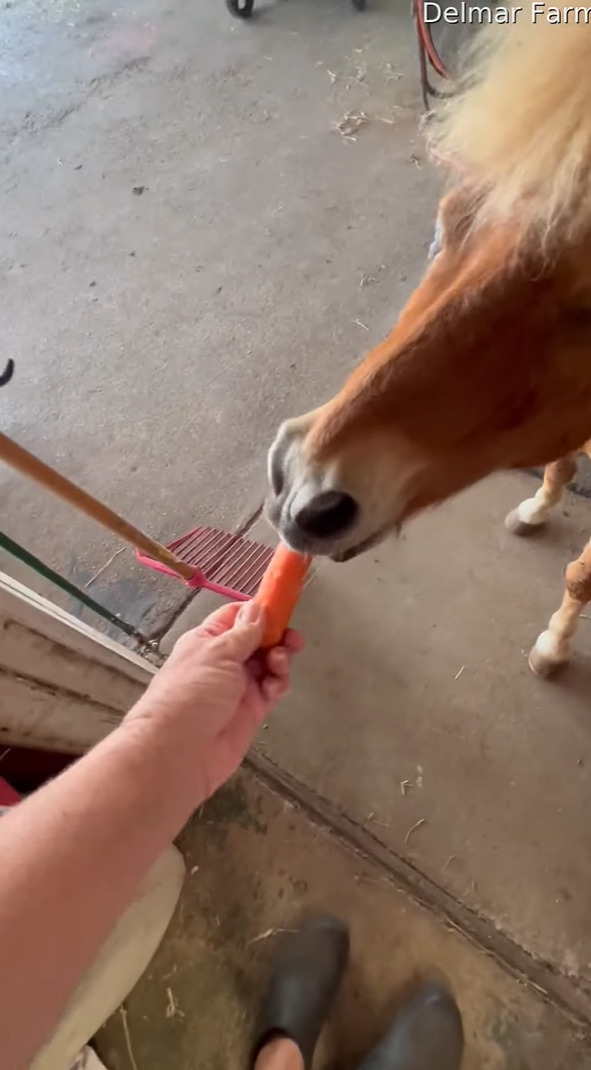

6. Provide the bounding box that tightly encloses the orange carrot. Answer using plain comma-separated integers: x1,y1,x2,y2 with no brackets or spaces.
254,542,311,648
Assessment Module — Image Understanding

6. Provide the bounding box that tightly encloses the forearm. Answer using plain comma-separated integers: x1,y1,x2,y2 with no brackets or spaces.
0,712,197,1070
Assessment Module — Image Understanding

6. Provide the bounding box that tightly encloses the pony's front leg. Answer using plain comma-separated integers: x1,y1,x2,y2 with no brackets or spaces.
505,455,577,535
529,538,591,676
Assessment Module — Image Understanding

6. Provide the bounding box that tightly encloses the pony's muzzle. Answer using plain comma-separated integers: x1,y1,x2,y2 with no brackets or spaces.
265,484,361,555
265,420,362,554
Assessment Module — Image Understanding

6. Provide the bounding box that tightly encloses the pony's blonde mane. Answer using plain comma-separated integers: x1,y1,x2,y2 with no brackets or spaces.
428,21,591,241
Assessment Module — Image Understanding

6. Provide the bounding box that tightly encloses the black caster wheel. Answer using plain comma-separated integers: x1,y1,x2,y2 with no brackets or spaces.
226,0,254,16
352,0,366,8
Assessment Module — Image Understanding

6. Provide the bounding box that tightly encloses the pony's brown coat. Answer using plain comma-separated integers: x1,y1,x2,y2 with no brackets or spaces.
308,189,591,521
268,24,591,670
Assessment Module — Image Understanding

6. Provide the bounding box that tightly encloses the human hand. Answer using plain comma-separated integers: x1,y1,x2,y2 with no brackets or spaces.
126,602,303,803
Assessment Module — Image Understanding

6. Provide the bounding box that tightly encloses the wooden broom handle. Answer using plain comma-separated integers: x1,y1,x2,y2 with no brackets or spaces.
0,431,195,581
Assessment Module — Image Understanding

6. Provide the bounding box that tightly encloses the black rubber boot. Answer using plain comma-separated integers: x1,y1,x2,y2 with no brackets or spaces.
356,982,464,1070
251,914,350,1070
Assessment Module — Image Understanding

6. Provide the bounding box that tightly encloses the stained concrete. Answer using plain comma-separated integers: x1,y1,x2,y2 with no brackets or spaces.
97,769,591,1069
164,471,591,1007
0,0,438,634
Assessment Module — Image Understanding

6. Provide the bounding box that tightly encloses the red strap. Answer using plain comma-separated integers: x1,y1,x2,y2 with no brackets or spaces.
0,776,20,807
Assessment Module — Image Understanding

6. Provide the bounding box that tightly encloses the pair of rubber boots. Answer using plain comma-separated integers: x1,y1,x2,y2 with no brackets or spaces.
252,916,463,1070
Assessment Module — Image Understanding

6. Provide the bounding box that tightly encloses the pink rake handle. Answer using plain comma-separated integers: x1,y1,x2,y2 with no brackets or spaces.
134,550,250,601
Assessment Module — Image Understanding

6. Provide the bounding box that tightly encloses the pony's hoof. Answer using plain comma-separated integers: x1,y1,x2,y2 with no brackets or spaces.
504,508,544,537
528,638,568,678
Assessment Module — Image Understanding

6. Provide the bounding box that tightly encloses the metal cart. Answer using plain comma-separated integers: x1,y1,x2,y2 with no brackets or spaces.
226,0,366,17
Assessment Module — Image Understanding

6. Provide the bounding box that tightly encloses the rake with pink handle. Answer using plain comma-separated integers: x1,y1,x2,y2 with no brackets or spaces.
0,431,274,601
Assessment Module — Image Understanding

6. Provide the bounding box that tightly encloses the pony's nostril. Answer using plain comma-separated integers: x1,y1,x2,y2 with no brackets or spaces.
269,450,285,498
294,491,359,540
270,457,284,497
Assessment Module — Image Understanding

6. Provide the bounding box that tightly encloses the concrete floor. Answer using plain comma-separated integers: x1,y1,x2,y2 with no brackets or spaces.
5,0,591,1062
97,769,591,1069
165,474,591,1019
0,0,438,633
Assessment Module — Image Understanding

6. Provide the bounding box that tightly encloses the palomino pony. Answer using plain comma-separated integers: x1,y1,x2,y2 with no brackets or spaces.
266,21,591,677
